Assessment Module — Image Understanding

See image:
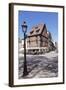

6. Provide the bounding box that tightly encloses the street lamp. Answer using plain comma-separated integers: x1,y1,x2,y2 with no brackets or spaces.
21,21,28,77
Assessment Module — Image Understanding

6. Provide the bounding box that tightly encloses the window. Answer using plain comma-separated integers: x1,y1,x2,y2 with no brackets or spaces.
29,39,30,44
30,31,34,34
36,29,40,32
35,26,38,29
36,36,38,47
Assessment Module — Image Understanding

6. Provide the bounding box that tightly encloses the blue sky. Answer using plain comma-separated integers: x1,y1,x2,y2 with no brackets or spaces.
18,11,58,42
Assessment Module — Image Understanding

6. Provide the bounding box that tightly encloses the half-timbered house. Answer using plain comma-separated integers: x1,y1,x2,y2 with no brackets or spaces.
27,23,55,54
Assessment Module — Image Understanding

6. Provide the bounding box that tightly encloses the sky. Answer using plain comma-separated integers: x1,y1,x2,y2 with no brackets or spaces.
18,10,58,42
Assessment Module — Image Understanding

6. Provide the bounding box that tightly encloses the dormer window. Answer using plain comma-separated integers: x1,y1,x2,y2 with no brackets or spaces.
30,31,34,34
35,26,38,29
36,29,40,33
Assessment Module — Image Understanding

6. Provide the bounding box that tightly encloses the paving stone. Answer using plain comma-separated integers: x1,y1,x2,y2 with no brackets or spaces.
18,51,58,79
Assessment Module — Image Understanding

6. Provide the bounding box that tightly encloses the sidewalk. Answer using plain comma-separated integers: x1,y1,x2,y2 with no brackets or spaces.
19,51,57,59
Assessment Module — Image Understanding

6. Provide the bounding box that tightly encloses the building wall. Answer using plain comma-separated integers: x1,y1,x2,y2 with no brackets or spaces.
27,36,40,47
27,35,49,48
40,35,48,47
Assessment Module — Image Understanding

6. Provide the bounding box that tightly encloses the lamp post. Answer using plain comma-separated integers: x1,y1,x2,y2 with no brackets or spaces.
21,21,28,77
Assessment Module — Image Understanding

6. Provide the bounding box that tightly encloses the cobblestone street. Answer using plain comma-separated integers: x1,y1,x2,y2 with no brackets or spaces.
18,51,58,79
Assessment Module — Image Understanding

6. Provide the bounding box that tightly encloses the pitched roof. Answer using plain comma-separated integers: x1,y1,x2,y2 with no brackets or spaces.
28,23,45,36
